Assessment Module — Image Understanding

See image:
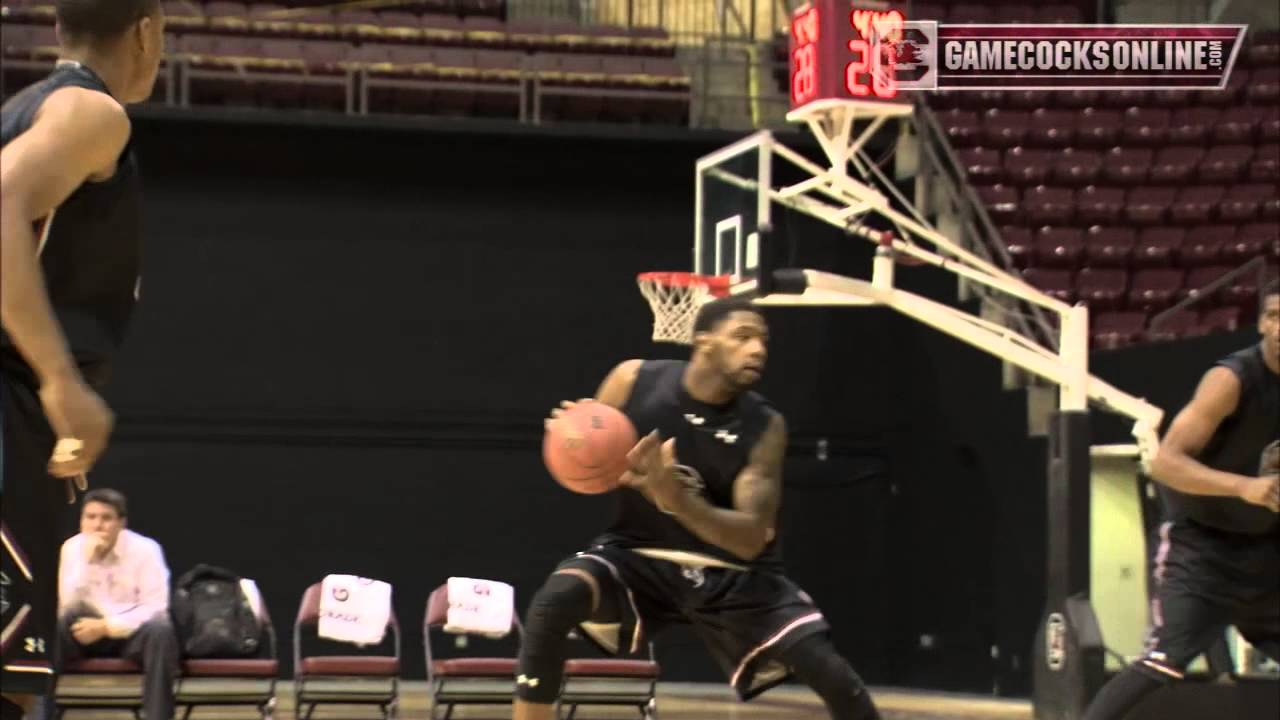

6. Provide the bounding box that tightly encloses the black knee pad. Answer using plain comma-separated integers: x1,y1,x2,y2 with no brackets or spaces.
516,572,597,703
784,636,879,720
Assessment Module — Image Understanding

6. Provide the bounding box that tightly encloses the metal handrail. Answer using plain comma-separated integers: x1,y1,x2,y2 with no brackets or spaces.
1150,255,1271,329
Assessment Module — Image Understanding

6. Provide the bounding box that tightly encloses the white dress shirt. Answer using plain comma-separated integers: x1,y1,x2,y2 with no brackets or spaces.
59,529,171,639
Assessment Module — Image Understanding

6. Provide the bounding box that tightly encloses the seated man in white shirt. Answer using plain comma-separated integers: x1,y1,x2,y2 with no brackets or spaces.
57,489,177,720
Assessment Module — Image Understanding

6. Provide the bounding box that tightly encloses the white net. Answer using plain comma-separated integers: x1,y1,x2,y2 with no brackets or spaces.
637,273,729,344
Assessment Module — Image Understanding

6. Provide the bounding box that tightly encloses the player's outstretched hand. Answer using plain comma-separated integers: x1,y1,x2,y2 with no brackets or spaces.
40,374,114,478
618,431,684,514
544,398,594,431
1239,475,1280,512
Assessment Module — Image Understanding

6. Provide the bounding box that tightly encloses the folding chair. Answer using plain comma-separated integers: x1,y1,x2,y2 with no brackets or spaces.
293,581,401,720
559,636,659,720
176,583,280,720
54,658,145,719
424,582,524,720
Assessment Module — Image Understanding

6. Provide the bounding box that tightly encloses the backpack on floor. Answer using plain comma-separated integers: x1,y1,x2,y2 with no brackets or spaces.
171,564,262,658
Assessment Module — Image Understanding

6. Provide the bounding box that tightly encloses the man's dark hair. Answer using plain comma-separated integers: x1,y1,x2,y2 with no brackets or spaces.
693,296,761,335
83,488,128,518
56,0,159,43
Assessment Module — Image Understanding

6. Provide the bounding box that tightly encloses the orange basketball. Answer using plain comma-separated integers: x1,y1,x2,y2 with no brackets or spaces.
543,401,638,494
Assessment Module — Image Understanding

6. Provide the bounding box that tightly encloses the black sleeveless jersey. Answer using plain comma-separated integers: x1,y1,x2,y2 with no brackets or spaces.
597,360,785,570
1160,345,1279,535
0,63,143,388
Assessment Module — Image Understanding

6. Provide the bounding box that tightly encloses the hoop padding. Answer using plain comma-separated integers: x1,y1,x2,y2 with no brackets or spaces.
637,272,731,345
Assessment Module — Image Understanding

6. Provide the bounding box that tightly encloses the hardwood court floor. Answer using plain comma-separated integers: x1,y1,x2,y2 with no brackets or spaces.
55,682,1033,719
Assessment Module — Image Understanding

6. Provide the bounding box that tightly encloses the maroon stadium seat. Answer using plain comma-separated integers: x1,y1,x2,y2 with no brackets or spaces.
976,184,1020,225
1240,222,1279,259
1246,67,1280,104
1075,108,1122,148
1026,109,1076,148
1220,183,1273,222
1084,226,1136,268
1006,89,1051,110
1034,227,1085,269
1004,147,1054,186
1179,225,1232,267
1102,147,1153,186
1001,226,1034,268
1121,108,1171,146
982,109,1030,149
1214,106,1259,144
949,4,995,23
940,109,982,147
1199,306,1242,334
1168,107,1219,145
1250,143,1280,182
1092,311,1148,349
1052,148,1103,187
1146,309,1200,342
956,147,1004,184
1025,185,1075,226
1037,4,1083,23
1133,227,1184,268
1128,268,1185,313
1076,186,1125,226
1171,185,1226,224
1198,145,1253,183
1149,146,1204,185
1181,265,1235,305
1125,186,1176,226
1023,268,1075,303
1221,221,1273,264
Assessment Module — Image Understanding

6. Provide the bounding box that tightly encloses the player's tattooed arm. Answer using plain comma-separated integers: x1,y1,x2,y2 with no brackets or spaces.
628,412,785,561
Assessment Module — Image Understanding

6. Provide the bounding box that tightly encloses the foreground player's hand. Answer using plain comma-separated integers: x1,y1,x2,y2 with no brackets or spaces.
70,617,108,645
544,398,594,431
40,374,114,478
1238,475,1280,512
619,431,684,513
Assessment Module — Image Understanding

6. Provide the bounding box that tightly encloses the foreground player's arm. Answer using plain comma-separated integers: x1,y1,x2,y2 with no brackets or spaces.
0,88,130,385
593,359,643,408
627,413,785,562
1150,366,1276,507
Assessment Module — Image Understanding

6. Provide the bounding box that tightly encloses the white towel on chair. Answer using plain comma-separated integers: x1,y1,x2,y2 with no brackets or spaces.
318,574,392,646
444,577,514,639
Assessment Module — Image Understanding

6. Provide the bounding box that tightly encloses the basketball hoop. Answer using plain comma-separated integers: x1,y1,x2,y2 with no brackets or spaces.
637,272,731,345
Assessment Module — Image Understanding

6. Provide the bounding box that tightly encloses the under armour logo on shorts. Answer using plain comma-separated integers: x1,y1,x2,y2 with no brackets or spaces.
517,674,540,688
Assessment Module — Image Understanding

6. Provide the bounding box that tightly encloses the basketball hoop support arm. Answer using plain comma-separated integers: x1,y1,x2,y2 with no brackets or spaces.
742,269,1164,468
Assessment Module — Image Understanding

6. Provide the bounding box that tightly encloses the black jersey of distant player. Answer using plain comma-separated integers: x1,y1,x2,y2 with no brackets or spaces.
0,63,143,388
597,360,784,570
1160,345,1280,535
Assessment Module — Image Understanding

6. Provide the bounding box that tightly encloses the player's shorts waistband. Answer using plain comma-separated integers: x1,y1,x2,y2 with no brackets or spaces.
631,548,749,572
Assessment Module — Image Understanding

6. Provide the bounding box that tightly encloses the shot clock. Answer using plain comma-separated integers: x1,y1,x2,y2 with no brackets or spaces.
789,0,912,111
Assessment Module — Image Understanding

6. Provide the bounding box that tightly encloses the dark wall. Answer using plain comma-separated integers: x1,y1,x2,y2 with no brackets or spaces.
80,112,1221,695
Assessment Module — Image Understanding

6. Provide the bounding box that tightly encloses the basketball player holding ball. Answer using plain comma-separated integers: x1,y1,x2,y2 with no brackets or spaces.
519,297,882,720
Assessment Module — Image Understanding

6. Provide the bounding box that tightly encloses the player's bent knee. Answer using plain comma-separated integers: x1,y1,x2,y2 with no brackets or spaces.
517,571,598,703
524,571,596,637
